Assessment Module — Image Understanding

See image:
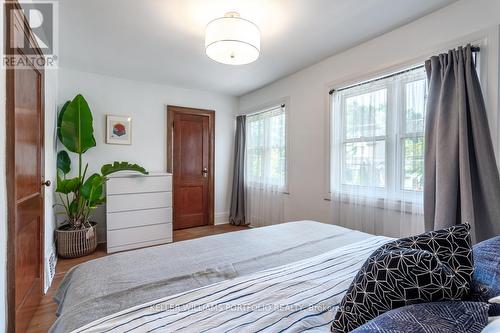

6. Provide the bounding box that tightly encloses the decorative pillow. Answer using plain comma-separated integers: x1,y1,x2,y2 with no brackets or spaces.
331,224,473,333
388,224,474,284
470,236,500,316
351,301,489,333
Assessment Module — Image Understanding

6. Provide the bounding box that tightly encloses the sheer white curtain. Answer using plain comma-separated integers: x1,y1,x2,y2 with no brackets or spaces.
245,106,286,227
330,67,426,237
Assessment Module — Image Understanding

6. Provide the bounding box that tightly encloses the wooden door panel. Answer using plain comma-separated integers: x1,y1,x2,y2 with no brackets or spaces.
15,196,42,236
178,117,205,180
15,68,41,200
178,186,204,214
172,111,211,230
176,185,205,228
15,214,40,308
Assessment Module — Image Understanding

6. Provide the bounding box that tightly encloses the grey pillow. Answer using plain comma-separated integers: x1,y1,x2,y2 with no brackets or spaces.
351,301,489,333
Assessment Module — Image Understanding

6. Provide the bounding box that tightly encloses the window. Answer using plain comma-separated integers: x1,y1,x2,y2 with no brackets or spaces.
401,79,426,191
245,105,286,188
330,66,427,201
342,89,387,188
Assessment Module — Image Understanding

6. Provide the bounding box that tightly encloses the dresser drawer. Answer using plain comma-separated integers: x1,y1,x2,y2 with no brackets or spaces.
107,207,172,230
107,223,172,249
107,175,171,195
107,238,171,253
107,192,172,213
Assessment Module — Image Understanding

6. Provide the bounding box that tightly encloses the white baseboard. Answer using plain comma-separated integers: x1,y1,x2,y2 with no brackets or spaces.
215,212,229,225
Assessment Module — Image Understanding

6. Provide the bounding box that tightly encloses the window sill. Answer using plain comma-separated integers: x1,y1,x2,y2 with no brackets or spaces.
245,184,288,194
325,191,423,213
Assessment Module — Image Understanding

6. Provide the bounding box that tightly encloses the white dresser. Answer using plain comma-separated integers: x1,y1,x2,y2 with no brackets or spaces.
106,172,173,253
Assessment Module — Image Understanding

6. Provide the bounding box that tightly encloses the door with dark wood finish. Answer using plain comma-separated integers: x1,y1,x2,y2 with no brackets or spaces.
6,4,46,332
167,106,215,230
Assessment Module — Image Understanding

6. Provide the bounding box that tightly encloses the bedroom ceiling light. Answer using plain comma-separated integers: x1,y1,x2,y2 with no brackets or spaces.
205,12,260,65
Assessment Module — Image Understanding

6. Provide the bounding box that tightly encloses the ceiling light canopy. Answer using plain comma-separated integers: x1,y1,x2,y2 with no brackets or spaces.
205,12,260,65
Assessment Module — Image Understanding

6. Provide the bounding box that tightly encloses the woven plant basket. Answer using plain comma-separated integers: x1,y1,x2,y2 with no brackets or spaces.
56,222,97,258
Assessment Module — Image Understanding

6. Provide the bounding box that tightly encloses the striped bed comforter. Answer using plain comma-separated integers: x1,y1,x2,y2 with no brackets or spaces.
73,236,390,333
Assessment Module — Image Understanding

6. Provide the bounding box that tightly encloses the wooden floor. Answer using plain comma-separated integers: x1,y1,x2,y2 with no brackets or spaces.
173,223,249,242
26,223,249,333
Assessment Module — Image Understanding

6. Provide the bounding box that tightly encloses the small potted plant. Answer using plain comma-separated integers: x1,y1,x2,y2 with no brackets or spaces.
55,94,148,258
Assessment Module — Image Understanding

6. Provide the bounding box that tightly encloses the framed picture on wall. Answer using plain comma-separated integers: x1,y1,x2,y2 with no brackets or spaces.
106,115,132,145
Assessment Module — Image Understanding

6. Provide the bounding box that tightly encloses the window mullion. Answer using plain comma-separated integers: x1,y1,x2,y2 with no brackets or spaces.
395,80,403,196
386,81,396,195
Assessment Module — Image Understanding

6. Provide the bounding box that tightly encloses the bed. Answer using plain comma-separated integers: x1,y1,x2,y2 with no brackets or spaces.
51,221,390,332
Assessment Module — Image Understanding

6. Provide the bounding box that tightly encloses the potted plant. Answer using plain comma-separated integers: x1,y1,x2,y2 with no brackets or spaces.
55,94,148,258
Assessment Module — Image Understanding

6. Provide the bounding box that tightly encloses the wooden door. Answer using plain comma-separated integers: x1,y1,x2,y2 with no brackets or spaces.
6,4,46,333
167,106,215,230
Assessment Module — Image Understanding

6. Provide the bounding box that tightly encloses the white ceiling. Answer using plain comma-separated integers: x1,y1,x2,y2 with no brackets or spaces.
59,0,457,96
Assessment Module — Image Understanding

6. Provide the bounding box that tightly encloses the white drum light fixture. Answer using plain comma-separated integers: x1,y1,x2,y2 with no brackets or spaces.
205,12,260,65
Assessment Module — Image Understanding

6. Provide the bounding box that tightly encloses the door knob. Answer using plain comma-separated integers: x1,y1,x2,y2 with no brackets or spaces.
202,168,208,178
41,180,51,187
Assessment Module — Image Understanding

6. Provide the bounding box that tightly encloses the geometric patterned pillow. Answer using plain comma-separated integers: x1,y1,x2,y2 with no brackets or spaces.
331,224,473,333
390,224,473,286
350,301,490,333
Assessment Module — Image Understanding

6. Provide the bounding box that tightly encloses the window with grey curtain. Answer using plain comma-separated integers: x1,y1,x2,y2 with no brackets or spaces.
245,105,286,227
424,45,500,242
229,115,247,225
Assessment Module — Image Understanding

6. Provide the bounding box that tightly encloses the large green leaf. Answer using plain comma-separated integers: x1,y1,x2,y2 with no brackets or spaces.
59,94,96,154
81,173,105,206
101,162,148,176
57,150,71,175
57,101,70,142
56,176,80,194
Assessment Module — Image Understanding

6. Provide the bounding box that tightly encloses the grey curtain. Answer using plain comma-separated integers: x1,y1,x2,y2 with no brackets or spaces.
229,115,247,225
424,45,500,242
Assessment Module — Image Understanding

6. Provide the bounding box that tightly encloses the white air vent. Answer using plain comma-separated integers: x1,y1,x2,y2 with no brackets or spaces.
48,251,56,280
45,248,57,292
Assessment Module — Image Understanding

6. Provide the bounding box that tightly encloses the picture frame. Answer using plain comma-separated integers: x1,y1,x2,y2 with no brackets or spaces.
106,115,132,145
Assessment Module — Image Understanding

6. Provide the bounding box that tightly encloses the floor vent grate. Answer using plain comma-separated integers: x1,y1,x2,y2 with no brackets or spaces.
48,251,56,281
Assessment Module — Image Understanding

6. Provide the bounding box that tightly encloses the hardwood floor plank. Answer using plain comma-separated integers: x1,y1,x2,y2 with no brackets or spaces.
173,224,249,242
26,224,249,332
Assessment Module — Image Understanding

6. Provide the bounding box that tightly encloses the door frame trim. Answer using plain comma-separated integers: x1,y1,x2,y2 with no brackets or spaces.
166,105,215,227
5,1,46,331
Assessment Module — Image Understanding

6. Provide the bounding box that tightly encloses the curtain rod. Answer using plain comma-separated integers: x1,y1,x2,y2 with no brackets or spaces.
329,46,480,95
242,103,285,118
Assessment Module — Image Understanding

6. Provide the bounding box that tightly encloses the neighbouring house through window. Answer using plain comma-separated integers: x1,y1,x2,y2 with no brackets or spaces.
330,66,427,200
329,66,427,237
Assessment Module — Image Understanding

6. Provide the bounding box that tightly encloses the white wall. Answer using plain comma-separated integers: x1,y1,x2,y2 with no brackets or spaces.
57,68,238,240
239,0,500,228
